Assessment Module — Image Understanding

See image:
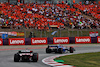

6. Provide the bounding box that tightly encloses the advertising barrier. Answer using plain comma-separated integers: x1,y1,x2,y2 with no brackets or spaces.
1,36,100,45
75,36,91,44
31,38,47,45
9,38,25,45
91,37,97,43
0,39,3,45
53,37,69,44
97,36,100,43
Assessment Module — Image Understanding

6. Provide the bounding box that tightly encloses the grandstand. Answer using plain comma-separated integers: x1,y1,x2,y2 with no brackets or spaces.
0,0,100,31
0,0,99,4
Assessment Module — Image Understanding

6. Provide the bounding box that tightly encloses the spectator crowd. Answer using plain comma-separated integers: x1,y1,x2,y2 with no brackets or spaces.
74,1,100,20
0,0,100,30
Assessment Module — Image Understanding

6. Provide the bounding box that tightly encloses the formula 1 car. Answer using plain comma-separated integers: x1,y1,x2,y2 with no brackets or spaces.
46,45,75,53
14,49,38,62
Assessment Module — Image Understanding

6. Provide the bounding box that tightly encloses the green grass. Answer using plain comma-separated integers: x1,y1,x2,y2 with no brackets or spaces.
55,52,100,67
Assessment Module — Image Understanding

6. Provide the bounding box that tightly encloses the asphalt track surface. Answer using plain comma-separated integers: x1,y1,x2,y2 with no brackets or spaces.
0,44,100,67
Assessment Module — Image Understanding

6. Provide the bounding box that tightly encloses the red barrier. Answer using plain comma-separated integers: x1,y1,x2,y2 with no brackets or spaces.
53,37,69,44
31,38,47,45
97,36,100,43
9,38,25,45
0,39,3,46
75,36,91,44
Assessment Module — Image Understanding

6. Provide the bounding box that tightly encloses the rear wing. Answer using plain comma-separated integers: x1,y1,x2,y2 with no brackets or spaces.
48,45,63,48
18,50,33,53
48,45,58,47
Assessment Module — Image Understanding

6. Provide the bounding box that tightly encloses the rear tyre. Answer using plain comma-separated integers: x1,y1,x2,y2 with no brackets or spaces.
46,48,51,53
32,53,38,62
14,54,20,62
54,49,58,53
58,48,63,53
69,47,74,53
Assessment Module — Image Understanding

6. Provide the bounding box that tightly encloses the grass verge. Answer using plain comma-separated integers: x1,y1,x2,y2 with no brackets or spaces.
55,52,100,67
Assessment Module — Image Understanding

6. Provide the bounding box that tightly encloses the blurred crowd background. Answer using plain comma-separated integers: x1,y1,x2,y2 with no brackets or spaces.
0,0,100,38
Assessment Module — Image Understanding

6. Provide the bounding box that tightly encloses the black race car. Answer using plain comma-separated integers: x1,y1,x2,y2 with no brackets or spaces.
14,49,38,62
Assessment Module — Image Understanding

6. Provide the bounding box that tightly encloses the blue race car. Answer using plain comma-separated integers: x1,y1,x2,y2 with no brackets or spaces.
46,45,75,53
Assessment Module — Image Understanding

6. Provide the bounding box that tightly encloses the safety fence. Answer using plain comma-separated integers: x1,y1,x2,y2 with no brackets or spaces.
0,36,100,45
0,29,100,38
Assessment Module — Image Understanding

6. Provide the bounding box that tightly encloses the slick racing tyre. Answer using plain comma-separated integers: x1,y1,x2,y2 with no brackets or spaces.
69,47,74,53
46,48,51,53
54,49,58,53
14,54,20,62
58,48,63,53
32,53,38,62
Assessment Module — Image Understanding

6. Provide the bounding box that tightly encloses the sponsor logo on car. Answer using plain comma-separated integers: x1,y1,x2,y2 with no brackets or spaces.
20,53,32,56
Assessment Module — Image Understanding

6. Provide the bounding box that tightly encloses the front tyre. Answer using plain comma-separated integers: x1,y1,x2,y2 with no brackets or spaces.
58,48,63,53
14,54,20,62
54,49,58,53
32,53,38,62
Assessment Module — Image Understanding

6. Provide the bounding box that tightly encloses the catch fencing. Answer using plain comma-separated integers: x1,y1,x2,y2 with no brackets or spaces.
0,29,99,38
